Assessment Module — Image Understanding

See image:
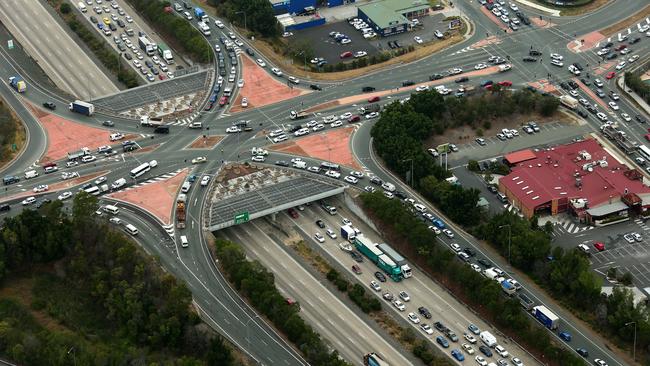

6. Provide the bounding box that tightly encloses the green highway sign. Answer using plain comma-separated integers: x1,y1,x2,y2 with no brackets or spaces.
7,40,13,50
234,212,249,224
437,143,450,154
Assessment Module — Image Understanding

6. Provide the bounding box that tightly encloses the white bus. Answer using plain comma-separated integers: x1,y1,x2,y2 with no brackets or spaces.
84,186,100,196
130,162,151,178
638,145,650,161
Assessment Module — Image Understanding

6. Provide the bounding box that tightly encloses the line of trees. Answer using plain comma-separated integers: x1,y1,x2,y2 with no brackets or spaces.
360,192,585,365
326,268,381,313
370,89,650,361
51,0,140,88
0,99,24,167
214,239,350,366
624,70,650,105
126,0,212,63
0,193,238,365
207,0,281,37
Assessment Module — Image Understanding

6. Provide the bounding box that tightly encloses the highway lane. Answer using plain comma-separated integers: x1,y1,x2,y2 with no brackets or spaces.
350,118,629,365
221,222,416,366
0,0,118,98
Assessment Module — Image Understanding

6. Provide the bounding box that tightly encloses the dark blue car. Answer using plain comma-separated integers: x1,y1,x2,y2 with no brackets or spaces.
451,349,464,361
436,336,449,348
559,331,571,342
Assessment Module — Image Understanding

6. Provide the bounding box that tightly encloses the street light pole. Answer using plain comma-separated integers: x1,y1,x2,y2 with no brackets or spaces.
625,321,637,361
236,11,247,31
401,159,414,187
498,224,511,267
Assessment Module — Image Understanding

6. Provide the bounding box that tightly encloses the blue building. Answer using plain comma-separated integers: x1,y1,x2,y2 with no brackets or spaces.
270,0,317,15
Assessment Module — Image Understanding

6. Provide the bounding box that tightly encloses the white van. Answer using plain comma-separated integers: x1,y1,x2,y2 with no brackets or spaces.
25,170,39,179
149,160,158,168
78,2,87,12
103,204,119,215
188,122,202,129
125,223,138,236
112,178,127,190
181,181,191,193
84,186,100,196
180,235,189,248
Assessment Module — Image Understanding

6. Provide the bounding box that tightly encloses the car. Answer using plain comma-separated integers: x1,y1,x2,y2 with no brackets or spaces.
271,67,283,76
608,101,619,110
325,228,337,239
366,112,379,119
442,229,454,238
382,292,393,301
629,54,640,63
288,76,300,84
226,126,241,133
576,348,589,357
351,264,363,275
479,345,492,357
450,243,462,252
474,63,488,70
475,137,486,146
418,306,432,318
468,324,480,334
408,312,420,323
369,280,381,292
558,331,572,342
393,299,405,311
475,356,488,366
619,112,631,122
434,30,444,39
437,336,449,348
606,71,616,79
495,345,509,357
464,333,477,343
191,156,207,164
374,271,387,282
398,291,410,302
610,91,620,100
81,155,96,163
255,58,266,67
421,323,434,335
22,197,36,206
314,232,325,243
511,357,523,366
633,232,643,242
344,176,358,184
241,97,248,108
251,155,265,162
462,343,475,354
415,85,429,92
414,36,423,44
451,349,465,361
57,191,72,200
616,61,627,70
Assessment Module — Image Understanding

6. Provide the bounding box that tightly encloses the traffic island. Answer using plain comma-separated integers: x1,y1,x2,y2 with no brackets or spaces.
27,103,111,162
227,55,308,113
269,126,363,170
187,135,224,149
108,168,188,226
0,170,109,204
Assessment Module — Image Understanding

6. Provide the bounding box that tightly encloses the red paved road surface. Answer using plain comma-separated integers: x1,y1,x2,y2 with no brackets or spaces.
37,111,111,162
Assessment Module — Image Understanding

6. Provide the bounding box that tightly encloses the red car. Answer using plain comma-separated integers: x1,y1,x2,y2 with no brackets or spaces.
498,80,512,87
158,74,166,80
204,102,213,111
606,71,616,79
286,298,296,305
287,208,299,218
348,115,361,123
352,265,362,274
340,51,353,59
368,96,380,103
218,96,228,106
615,44,627,51
593,242,605,251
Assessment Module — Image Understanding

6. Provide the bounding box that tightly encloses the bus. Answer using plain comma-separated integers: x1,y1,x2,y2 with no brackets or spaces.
320,162,340,172
638,145,650,161
130,162,151,178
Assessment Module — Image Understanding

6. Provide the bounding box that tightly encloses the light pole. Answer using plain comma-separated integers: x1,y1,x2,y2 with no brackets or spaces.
625,321,637,361
498,224,511,267
401,158,414,187
236,11,247,31
297,51,307,71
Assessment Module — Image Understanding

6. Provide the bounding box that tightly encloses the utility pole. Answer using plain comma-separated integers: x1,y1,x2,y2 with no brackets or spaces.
498,224,512,268
625,321,636,361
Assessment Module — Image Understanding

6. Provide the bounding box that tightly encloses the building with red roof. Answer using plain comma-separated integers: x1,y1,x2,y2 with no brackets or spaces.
499,139,650,224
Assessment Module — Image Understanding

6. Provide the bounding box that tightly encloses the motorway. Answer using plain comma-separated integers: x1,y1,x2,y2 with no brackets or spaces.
1,0,650,365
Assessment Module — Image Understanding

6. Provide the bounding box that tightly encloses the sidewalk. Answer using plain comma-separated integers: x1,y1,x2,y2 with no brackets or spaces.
513,0,562,16
617,75,650,116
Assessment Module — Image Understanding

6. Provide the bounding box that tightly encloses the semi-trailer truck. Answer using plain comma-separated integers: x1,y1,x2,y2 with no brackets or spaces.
67,147,90,161
8,76,26,93
360,104,380,114
532,305,559,330
138,36,156,56
355,235,404,281
69,101,94,116
140,116,164,127
194,7,208,21
377,243,412,278
363,353,389,366
289,110,310,119
176,194,187,229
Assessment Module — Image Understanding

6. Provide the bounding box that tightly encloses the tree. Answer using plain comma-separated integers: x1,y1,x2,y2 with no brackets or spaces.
60,2,71,13
467,160,480,172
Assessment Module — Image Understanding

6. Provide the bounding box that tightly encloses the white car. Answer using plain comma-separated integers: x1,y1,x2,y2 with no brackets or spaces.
61,172,79,180
22,197,36,205
214,20,224,28
354,51,367,58
272,135,288,143
464,333,477,343
237,79,245,88
443,229,454,238
350,171,364,178
470,264,481,273
256,59,266,67
550,59,564,67
511,357,524,366
550,53,563,61
428,225,441,235
81,155,96,163
326,228,337,239
399,291,410,301
495,345,509,357
95,176,107,185
288,76,300,84
450,243,462,252
340,38,351,44
510,3,518,11
226,126,241,133
474,63,487,70
33,184,49,193
323,115,338,123
201,175,211,186
597,48,610,56
365,112,379,119
241,97,248,108
414,36,423,44
629,54,640,63
393,299,405,311
58,191,73,200
475,356,488,366
340,112,352,120
421,323,434,335
608,102,619,110
271,67,283,76
449,67,463,75
325,170,341,179
462,343,475,354
314,232,325,243
569,90,579,97
596,112,608,121
620,112,631,122
294,128,310,136
312,124,325,131
370,280,382,292
407,312,420,324
415,85,429,92
191,156,207,164
344,175,359,184
616,61,626,70
251,155,265,162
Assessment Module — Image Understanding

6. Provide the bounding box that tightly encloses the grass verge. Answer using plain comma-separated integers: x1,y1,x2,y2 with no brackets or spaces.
0,97,26,170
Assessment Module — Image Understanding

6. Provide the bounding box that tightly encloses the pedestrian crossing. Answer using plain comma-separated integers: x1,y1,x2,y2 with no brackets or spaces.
116,169,184,192
555,219,594,234
594,18,650,48
634,218,650,231
450,46,475,56
166,111,200,126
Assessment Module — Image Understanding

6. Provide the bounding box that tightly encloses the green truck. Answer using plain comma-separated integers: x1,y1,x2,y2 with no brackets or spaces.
157,43,174,64
354,235,403,282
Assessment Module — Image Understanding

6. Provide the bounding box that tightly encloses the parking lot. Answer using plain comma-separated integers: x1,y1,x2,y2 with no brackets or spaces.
292,13,446,65
78,0,188,84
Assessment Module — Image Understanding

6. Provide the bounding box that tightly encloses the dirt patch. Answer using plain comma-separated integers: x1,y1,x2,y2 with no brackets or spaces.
601,4,650,36
426,111,574,147
188,135,224,149
269,127,363,170
527,79,560,94
0,274,69,333
216,163,265,181
251,32,465,82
